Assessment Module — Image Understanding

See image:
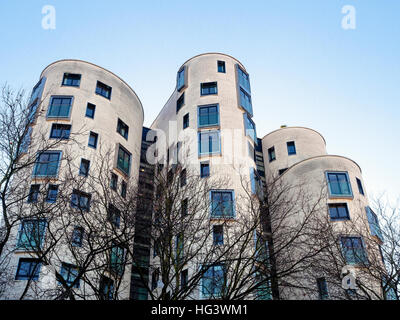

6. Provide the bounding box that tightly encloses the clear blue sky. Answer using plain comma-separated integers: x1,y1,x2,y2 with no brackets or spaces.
1,0,399,202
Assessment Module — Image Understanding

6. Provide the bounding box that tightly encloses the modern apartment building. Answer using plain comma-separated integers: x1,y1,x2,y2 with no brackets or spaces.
0,53,385,300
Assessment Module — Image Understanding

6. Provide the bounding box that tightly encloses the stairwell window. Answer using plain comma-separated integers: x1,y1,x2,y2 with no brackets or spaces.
210,190,235,218
47,96,73,119
198,131,221,156
326,172,353,197
366,207,383,241
198,104,219,128
96,81,112,100
62,73,81,87
100,276,114,300
201,82,218,96
79,159,90,177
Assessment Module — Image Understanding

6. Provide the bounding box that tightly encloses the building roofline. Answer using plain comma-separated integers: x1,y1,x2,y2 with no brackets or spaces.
261,126,326,145
39,59,145,120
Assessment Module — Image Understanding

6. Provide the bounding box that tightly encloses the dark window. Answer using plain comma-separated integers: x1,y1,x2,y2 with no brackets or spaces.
85,103,96,119
239,88,253,115
211,190,235,218
72,227,84,247
47,96,73,118
181,269,188,289
121,181,127,198
110,244,125,275
60,262,80,288
217,61,226,73
341,237,368,265
151,269,159,291
183,113,189,129
117,145,131,175
329,203,350,220
317,278,329,300
327,172,352,196
46,185,59,203
243,113,257,143
50,124,71,140
117,119,129,140
268,147,276,162
366,207,383,240
177,67,186,91
176,234,184,262
200,162,210,178
278,168,288,176
201,264,225,298
79,159,90,177
198,131,221,155
356,178,365,196
96,81,112,99
237,65,251,93
70,189,91,212
181,198,188,217
110,173,118,191
17,219,46,250
201,82,218,96
176,93,185,113
62,73,81,87
287,141,296,155
15,258,41,281
198,105,219,127
108,204,121,228
99,276,114,300
180,169,187,187
33,151,61,177
213,225,224,245
88,132,98,149
27,184,40,203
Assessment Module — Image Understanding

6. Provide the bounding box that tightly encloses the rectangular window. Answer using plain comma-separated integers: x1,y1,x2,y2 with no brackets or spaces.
176,93,185,113
366,207,383,241
79,159,90,177
213,225,224,245
278,168,288,176
176,234,184,263
317,278,329,300
180,169,187,187
117,145,131,175
50,124,71,140
108,204,121,228
237,65,252,115
211,190,235,218
201,264,225,298
15,258,41,281
110,173,118,190
181,269,188,289
96,81,112,99
198,131,221,155
287,141,296,155
217,61,226,73
237,65,251,93
27,184,40,203
46,184,59,203
177,67,186,91
340,237,368,265
356,178,365,196
17,219,46,250
62,73,81,87
47,96,73,118
85,103,96,119
33,151,61,178
243,113,257,144
327,172,352,197
72,226,84,247
250,168,263,197
30,77,46,104
28,101,38,124
198,104,219,127
254,231,269,263
183,113,189,129
268,147,276,162
181,198,188,217
255,274,272,300
151,269,159,291
239,88,253,116
117,119,129,140
88,132,98,149
328,203,350,221
60,262,80,288
200,162,210,178
70,189,91,212
110,244,125,275
201,82,218,96
100,276,114,300
121,180,127,198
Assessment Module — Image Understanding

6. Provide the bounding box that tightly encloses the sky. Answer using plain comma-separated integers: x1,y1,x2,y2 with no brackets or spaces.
0,0,399,203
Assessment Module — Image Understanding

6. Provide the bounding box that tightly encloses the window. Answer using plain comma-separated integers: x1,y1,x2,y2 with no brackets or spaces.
278,168,288,176
33,151,61,178
85,103,96,119
366,207,383,241
70,189,91,212
60,263,80,288
356,178,365,196
268,147,276,162
243,113,257,144
183,113,189,129
151,269,159,291
27,184,40,203
30,77,46,104
62,73,81,87
200,162,210,178
176,233,184,262
46,184,59,203
108,204,121,228
28,101,39,124
287,141,296,155
201,82,218,96
177,67,186,91
117,145,131,175
88,132,98,149
217,61,226,73
213,225,224,245
110,244,125,275
210,190,235,218
99,276,114,300
254,231,269,263
198,131,221,155
180,169,187,187
328,203,350,221
236,65,253,115
198,104,219,127
181,199,188,217
176,93,185,113
239,89,253,116
50,124,71,140
72,227,84,247
17,219,46,250
117,119,129,140
15,258,41,281
237,65,251,93
110,173,118,191
201,264,225,298
326,172,352,197
96,81,112,99
79,159,90,177
250,168,263,197
181,269,188,289
317,278,329,300
255,273,272,300
121,180,127,198
340,237,368,265
47,96,73,118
